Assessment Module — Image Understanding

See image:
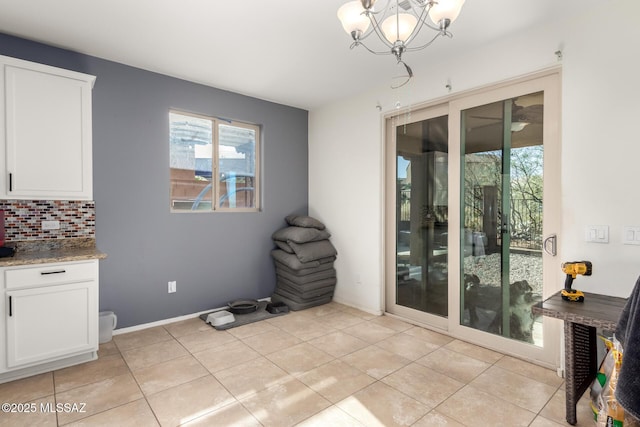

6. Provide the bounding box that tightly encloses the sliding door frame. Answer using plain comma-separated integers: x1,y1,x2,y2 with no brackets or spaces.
383,67,562,368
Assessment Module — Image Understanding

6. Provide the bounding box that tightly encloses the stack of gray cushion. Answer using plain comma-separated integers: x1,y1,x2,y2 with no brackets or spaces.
270,215,337,310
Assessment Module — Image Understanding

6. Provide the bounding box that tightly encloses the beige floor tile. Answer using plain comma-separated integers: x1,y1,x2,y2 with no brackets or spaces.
342,322,396,343
368,315,413,332
376,333,441,360
267,342,334,376
539,389,595,427
298,359,376,403
296,405,366,426
529,416,566,427
316,311,366,330
444,340,504,364
337,381,429,427
193,340,260,373
133,355,209,395
341,345,411,380
146,375,235,426
0,395,56,427
402,327,454,347
470,365,557,413
413,411,467,427
54,354,129,392
98,340,120,357
416,347,491,383
0,372,53,403
242,329,303,355
330,302,353,312
437,384,536,427
412,411,467,427
308,331,369,358
182,401,261,426
64,398,159,427
113,326,173,351
55,373,143,425
495,355,564,387
240,378,330,427
266,310,314,327
121,339,188,371
339,306,378,320
176,328,237,353
163,317,212,338
301,302,344,317
214,356,291,399
273,316,334,341
226,319,278,339
382,363,464,408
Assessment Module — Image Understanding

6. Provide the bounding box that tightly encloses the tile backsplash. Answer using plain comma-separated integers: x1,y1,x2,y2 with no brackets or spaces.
0,200,95,241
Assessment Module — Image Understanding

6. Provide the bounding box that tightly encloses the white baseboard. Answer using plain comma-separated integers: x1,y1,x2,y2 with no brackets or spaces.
113,297,272,335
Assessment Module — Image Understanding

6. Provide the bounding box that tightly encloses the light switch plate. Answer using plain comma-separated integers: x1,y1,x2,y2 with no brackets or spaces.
585,225,609,243
623,226,640,245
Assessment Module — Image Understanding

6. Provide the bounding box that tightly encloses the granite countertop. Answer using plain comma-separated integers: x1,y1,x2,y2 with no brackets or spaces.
0,238,107,267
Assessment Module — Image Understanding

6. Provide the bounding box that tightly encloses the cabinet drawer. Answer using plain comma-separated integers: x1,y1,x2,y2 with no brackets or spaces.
5,261,97,290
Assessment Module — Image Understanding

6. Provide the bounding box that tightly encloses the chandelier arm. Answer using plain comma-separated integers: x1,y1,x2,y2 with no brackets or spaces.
403,31,444,52
415,9,450,34
364,10,396,50
354,40,398,56
363,0,393,18
401,3,434,46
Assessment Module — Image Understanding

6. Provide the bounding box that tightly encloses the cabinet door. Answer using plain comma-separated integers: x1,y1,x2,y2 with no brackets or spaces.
2,60,93,199
6,281,98,368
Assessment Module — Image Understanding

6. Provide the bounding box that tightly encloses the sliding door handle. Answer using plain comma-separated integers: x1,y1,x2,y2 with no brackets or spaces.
543,234,557,256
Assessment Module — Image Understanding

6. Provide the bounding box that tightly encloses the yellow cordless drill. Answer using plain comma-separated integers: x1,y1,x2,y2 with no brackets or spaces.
561,261,592,302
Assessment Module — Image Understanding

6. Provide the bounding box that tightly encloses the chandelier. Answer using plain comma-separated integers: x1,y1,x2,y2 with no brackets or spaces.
337,0,465,86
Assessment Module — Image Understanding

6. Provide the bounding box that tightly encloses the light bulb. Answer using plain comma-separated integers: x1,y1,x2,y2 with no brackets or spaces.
381,13,417,43
429,0,465,26
337,1,371,36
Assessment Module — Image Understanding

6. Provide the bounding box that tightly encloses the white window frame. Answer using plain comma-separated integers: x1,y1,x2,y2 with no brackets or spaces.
169,110,261,213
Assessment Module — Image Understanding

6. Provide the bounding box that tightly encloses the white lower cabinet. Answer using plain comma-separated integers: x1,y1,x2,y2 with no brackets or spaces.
0,260,99,383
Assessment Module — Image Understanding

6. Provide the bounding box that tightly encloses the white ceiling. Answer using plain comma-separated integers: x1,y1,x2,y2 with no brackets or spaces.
0,0,600,110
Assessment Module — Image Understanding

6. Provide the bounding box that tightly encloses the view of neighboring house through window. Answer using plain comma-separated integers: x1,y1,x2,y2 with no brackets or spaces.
169,111,260,212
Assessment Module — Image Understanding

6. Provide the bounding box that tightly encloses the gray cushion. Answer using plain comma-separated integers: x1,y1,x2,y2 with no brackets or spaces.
272,226,330,244
274,240,294,253
289,240,337,263
285,215,326,230
271,249,320,270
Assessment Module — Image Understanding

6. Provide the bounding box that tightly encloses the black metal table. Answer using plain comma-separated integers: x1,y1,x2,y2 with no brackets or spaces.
533,291,626,425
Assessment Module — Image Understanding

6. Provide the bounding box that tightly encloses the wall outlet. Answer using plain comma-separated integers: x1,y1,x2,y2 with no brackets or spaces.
42,220,60,230
168,281,176,293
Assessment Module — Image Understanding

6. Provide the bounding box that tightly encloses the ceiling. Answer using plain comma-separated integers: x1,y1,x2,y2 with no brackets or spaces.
0,1,599,110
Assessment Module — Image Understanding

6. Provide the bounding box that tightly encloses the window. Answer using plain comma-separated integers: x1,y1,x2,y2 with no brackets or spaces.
169,111,260,212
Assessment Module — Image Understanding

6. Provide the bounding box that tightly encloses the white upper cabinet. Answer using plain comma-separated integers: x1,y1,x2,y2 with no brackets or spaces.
0,55,95,200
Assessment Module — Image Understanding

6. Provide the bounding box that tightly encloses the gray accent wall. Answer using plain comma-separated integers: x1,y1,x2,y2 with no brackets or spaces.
0,33,309,328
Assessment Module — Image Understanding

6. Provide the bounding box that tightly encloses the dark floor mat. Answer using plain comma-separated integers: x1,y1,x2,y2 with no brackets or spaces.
199,300,288,330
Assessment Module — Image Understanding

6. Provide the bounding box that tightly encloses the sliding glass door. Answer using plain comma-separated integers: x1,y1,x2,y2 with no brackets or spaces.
385,71,561,366
460,92,544,346
386,105,449,327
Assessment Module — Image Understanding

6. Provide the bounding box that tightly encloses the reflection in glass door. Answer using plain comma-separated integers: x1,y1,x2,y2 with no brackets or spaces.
394,115,449,318
460,92,544,346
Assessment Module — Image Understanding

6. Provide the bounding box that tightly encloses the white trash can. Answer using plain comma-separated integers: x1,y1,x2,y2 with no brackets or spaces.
99,311,117,343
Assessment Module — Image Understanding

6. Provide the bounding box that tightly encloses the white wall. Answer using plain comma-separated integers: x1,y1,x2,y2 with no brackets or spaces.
309,0,640,314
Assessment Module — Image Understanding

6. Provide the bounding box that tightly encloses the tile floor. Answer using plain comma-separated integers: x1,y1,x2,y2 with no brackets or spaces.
0,302,595,427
